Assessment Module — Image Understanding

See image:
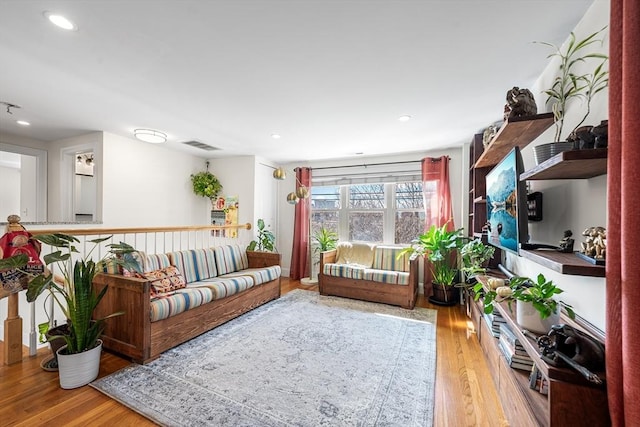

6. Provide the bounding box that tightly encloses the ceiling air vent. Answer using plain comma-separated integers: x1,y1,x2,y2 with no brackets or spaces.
181,140,221,151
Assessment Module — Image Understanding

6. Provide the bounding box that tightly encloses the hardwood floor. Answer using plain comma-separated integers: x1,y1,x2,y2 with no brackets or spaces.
0,278,506,426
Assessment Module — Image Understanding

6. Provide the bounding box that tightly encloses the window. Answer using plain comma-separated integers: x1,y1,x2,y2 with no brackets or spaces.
310,181,425,245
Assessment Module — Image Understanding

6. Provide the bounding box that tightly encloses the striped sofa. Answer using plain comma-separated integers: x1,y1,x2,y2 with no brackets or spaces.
93,245,281,363
318,242,418,309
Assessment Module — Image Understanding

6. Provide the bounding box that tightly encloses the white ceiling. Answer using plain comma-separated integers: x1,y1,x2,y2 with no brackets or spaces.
0,0,594,163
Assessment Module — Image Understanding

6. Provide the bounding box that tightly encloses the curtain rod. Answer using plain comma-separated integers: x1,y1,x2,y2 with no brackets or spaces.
309,158,448,171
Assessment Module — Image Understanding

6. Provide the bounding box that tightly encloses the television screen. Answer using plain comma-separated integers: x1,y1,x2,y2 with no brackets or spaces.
486,147,528,254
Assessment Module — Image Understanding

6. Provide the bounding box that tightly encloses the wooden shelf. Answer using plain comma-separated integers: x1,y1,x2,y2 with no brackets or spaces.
519,249,605,277
520,148,608,181
475,113,555,168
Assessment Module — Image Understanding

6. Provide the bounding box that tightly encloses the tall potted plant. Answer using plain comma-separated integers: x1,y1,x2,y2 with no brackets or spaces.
247,219,276,252
310,227,338,281
538,27,608,143
0,233,139,388
401,223,465,305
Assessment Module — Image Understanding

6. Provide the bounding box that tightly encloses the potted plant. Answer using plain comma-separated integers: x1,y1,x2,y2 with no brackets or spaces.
401,223,465,305
536,27,608,151
190,166,223,204
310,227,338,280
473,273,575,334
0,233,140,388
460,238,495,281
247,219,276,252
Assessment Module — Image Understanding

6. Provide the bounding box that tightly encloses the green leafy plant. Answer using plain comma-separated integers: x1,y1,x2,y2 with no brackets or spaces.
312,227,338,253
400,223,466,287
190,170,222,200
473,273,575,320
538,27,609,142
460,238,495,278
0,233,140,354
247,219,276,252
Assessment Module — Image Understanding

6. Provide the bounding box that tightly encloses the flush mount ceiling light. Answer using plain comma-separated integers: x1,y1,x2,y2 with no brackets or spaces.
398,115,412,122
16,120,30,126
134,129,167,144
43,11,77,31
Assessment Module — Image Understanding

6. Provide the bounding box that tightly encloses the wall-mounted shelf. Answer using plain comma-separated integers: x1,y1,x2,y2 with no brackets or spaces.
464,277,609,426
520,149,608,181
475,113,555,168
519,249,605,277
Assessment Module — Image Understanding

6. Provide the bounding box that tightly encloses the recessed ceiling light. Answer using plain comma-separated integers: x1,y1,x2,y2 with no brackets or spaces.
43,11,77,31
16,120,30,126
398,115,412,122
134,129,167,144
271,134,281,139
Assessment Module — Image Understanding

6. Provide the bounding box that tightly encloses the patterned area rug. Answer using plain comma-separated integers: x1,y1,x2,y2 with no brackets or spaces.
91,290,437,426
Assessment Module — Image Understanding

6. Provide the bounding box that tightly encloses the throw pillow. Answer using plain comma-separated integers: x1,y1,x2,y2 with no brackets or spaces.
143,266,187,296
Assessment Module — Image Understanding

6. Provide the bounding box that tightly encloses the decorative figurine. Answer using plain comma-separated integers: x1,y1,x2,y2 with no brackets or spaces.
591,120,608,148
504,87,537,121
558,229,575,253
580,226,606,260
482,124,498,150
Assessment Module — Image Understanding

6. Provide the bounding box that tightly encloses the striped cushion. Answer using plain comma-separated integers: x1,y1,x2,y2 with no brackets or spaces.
372,246,410,272
363,269,410,285
213,245,249,275
221,265,281,286
168,249,218,284
322,263,366,280
148,275,255,322
197,275,254,300
150,287,215,322
144,253,171,272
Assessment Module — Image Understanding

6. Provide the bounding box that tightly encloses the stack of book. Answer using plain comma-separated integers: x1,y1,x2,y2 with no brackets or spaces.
498,323,534,371
529,365,549,395
483,309,506,338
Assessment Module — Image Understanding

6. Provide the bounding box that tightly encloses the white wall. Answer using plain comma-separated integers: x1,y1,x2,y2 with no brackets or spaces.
0,165,20,219
101,132,209,227
276,147,464,277
505,0,609,331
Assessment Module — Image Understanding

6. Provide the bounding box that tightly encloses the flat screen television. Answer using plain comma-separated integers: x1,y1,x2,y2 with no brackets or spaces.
486,147,528,254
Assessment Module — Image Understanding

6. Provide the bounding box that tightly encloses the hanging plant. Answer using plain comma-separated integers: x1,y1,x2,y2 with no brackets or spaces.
190,163,222,200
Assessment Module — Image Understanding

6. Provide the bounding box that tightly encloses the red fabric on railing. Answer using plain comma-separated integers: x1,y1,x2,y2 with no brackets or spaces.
607,1,640,425
290,167,311,280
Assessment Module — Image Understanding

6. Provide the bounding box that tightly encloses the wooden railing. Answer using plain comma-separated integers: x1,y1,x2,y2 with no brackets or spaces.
29,223,253,260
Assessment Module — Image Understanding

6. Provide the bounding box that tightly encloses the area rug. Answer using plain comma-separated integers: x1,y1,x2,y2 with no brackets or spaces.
91,290,437,426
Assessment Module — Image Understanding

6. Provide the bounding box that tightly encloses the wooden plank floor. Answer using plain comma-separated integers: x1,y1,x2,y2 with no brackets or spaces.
0,278,506,426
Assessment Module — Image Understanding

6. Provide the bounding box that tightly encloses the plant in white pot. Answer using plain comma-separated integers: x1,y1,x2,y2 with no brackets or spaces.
474,273,575,334
0,233,139,388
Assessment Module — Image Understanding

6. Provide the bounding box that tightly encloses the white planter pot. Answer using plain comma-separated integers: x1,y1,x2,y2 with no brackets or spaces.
56,339,103,389
516,300,560,335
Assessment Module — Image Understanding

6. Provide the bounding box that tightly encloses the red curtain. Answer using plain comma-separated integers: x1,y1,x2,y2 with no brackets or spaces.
290,167,311,280
421,156,454,231
607,2,640,425
421,156,454,291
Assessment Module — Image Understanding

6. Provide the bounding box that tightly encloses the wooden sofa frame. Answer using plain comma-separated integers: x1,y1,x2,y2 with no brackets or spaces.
318,249,418,309
93,251,281,364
